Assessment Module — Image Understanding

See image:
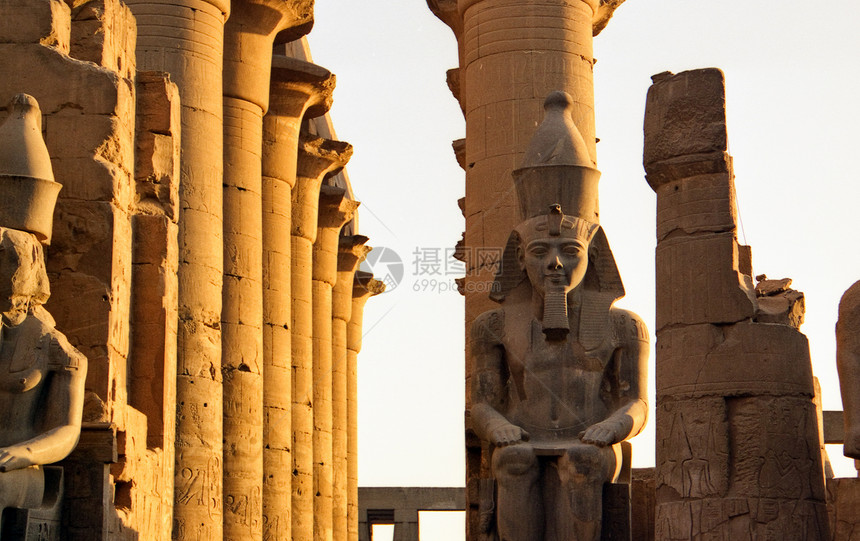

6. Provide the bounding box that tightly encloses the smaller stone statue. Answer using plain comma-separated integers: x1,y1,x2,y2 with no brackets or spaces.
837,280,860,463
0,94,86,515
470,92,648,541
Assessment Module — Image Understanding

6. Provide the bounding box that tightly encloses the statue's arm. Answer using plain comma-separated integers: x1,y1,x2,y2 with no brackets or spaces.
581,309,649,447
470,310,527,446
0,331,87,472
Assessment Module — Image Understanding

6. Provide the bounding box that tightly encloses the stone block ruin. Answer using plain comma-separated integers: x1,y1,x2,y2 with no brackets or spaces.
0,0,858,540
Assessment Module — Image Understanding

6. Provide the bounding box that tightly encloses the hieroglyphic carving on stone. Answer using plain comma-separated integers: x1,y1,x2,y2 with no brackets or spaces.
656,397,729,500
175,455,222,517
728,397,824,502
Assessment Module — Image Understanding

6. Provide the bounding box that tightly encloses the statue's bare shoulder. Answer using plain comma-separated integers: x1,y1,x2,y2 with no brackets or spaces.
471,308,505,350
610,306,649,347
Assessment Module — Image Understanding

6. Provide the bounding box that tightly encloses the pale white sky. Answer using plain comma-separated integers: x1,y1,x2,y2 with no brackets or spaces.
308,1,860,536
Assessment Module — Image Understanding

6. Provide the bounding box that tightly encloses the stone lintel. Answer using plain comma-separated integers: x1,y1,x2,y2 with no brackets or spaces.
656,322,815,399
269,55,335,120
824,410,845,445
359,487,466,512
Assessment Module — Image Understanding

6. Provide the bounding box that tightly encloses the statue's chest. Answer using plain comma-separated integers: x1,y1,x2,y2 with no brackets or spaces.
505,319,611,376
0,322,46,394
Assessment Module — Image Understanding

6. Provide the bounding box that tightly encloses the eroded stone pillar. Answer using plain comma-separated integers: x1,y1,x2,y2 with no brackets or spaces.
261,54,334,541
645,69,829,540
124,1,229,536
347,272,385,540
293,135,352,541
220,4,313,538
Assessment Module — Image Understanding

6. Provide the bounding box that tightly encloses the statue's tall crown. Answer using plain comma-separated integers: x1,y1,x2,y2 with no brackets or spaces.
513,91,601,225
0,94,61,244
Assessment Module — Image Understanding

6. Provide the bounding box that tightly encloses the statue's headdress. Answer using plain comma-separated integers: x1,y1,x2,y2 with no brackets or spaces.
0,94,61,245
491,91,624,348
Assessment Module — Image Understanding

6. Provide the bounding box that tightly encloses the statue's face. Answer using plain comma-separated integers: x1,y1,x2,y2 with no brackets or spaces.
519,235,589,296
0,228,49,314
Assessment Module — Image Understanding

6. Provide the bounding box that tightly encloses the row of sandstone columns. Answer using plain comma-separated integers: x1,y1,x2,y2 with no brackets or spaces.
0,1,381,538
122,2,383,540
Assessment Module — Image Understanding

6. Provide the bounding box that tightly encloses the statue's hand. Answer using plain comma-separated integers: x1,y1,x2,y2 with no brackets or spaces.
580,418,626,447
0,446,34,472
489,424,530,447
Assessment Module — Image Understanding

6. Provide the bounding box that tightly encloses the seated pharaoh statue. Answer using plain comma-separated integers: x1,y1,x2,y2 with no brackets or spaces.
0,94,86,521
470,92,648,541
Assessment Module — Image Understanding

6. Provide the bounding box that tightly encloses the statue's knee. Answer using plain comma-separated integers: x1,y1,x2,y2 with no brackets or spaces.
493,444,537,478
562,444,613,482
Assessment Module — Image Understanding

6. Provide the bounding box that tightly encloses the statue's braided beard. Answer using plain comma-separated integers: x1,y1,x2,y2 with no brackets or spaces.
542,282,570,341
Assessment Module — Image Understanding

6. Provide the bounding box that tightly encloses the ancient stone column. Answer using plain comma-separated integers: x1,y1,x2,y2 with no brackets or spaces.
261,54,334,541
313,187,359,541
293,135,352,541
347,272,385,540
123,1,229,536
644,69,829,539
428,3,632,537
332,236,369,541
458,0,614,302
220,3,313,537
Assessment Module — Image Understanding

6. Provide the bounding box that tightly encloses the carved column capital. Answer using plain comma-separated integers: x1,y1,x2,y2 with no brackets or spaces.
314,187,360,285
224,0,315,111
427,0,463,39
593,0,629,35
269,55,335,121
455,0,626,34
296,136,353,184
334,236,371,322
292,136,352,242
349,271,385,316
